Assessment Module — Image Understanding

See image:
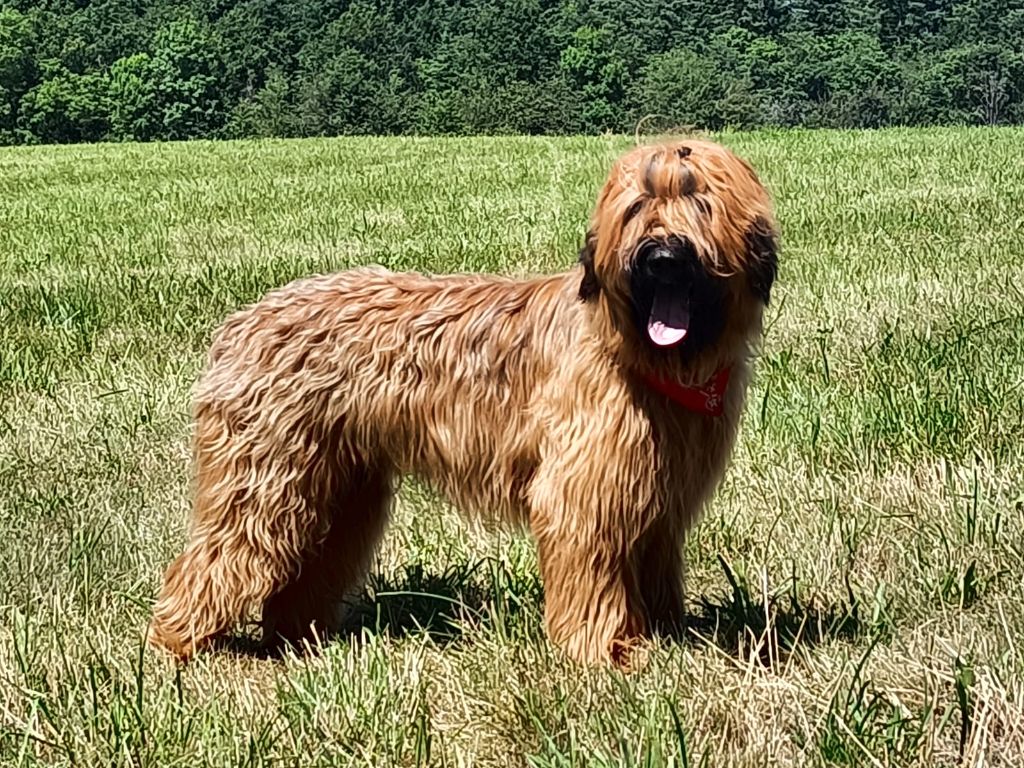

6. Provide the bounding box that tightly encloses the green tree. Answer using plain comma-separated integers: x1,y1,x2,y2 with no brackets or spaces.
148,18,224,140
108,18,224,142
630,48,723,130
895,44,1024,125
224,66,297,138
108,53,156,141
290,1,410,135
214,0,306,108
878,0,956,49
559,24,627,132
19,68,110,143
5,0,1024,141
0,7,37,143
819,32,900,128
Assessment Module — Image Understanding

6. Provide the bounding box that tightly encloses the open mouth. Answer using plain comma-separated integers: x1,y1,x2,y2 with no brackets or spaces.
646,285,690,347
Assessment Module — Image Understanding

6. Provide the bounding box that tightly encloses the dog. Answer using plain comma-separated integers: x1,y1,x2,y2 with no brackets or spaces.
148,138,778,666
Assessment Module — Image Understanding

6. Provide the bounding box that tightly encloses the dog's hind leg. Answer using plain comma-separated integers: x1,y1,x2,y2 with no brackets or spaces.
147,404,352,660
259,464,392,651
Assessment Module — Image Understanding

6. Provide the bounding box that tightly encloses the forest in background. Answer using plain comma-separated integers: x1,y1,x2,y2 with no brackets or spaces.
1,0,1022,144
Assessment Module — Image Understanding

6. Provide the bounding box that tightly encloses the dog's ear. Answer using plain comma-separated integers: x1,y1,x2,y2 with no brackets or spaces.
745,216,778,305
577,230,600,301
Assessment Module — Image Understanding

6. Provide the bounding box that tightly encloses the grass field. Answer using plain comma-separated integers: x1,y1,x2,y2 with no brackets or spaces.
1,128,1023,767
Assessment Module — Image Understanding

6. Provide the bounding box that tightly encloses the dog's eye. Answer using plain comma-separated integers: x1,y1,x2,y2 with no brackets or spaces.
623,200,644,225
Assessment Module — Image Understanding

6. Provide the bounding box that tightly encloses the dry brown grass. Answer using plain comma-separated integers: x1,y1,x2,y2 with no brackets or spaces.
1,128,1022,766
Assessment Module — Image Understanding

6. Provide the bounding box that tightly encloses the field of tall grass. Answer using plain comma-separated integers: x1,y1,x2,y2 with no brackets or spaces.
1,128,1022,766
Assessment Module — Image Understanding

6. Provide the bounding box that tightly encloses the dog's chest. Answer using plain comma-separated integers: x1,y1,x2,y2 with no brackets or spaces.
648,402,740,511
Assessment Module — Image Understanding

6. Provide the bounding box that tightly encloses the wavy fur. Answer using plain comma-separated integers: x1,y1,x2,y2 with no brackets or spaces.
148,139,779,666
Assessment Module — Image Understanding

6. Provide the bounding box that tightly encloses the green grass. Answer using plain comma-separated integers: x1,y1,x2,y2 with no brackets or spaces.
1,128,1023,767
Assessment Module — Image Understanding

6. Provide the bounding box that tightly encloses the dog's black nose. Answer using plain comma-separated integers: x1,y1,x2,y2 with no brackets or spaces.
645,246,688,281
648,247,676,266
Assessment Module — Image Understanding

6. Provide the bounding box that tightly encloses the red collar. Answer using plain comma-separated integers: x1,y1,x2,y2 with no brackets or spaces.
640,366,732,417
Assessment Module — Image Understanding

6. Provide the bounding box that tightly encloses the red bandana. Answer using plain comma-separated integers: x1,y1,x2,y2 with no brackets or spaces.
641,366,732,417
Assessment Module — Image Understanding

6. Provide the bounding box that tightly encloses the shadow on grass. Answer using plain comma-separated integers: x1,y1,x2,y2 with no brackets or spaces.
219,557,544,660
684,554,864,666
221,553,864,664
344,559,534,644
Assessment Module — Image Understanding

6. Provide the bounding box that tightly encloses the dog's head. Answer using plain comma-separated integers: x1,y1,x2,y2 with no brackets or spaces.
578,140,778,362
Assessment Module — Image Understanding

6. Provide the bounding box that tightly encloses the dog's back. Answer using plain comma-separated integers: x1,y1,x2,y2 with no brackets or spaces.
196,266,580,524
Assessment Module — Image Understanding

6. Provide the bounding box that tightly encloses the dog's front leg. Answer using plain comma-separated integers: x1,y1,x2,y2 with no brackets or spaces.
529,514,649,666
527,391,658,667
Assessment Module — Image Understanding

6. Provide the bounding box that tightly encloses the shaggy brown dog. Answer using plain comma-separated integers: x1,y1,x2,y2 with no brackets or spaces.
148,139,778,665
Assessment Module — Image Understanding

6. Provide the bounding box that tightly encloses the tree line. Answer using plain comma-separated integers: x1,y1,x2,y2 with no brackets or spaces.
1,0,1022,144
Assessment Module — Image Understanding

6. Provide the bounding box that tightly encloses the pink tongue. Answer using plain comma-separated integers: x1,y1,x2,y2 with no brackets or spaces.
647,321,688,347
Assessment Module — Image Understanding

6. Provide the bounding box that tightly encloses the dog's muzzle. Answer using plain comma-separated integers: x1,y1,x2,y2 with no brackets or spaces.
635,237,698,348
